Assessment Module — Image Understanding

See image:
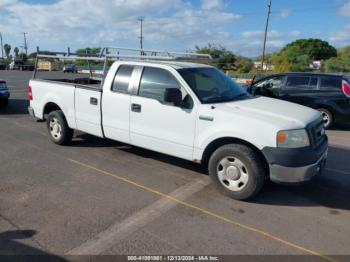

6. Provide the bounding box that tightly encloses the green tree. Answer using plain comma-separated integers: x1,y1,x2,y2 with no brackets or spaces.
324,45,350,73
235,56,254,73
76,47,101,55
271,39,337,73
18,53,28,62
195,44,236,70
3,44,11,58
14,47,19,57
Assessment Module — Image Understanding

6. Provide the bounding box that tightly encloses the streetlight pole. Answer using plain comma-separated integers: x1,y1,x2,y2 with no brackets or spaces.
138,16,144,56
23,32,28,56
261,0,272,73
0,32,3,58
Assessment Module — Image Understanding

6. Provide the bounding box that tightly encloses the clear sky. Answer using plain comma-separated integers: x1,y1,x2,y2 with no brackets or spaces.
1,0,349,57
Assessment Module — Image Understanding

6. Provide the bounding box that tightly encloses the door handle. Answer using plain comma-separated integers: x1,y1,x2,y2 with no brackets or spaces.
90,97,98,105
131,103,141,112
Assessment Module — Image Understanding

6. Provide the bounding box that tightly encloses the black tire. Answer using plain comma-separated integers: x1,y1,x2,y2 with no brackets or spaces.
208,144,266,200
317,108,333,129
46,110,73,145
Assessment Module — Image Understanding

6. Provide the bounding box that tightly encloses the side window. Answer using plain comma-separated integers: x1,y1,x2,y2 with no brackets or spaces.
256,76,285,90
286,76,310,89
111,65,134,93
319,77,342,90
139,67,182,102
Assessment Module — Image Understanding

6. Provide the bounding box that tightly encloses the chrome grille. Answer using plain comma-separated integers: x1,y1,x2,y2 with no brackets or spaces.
308,117,326,148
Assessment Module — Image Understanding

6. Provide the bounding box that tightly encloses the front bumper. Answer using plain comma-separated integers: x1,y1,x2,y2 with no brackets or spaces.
262,137,328,184
269,150,327,183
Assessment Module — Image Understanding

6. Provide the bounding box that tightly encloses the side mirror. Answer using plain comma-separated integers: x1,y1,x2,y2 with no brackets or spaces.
164,88,182,106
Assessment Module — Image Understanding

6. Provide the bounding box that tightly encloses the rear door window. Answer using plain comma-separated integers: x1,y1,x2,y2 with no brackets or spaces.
111,65,134,93
286,76,310,89
319,77,342,91
138,67,181,102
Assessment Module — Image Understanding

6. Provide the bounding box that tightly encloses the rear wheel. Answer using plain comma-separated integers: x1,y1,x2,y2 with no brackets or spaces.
46,110,73,145
208,144,266,200
317,108,333,129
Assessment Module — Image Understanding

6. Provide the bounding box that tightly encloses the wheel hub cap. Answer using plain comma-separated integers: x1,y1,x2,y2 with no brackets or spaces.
226,166,240,180
49,118,62,140
217,157,249,192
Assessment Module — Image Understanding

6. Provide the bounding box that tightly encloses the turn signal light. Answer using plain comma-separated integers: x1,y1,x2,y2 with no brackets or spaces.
277,131,287,144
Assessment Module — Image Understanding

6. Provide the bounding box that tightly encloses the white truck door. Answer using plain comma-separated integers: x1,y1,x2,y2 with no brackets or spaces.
102,65,135,144
74,87,103,137
130,66,197,160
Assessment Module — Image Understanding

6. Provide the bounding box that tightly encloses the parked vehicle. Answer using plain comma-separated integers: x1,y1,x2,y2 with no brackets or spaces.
10,60,35,71
0,80,10,108
28,52,328,200
0,58,6,70
63,64,77,73
248,73,350,129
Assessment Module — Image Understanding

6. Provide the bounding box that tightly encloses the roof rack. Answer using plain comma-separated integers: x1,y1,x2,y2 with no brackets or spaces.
33,46,213,79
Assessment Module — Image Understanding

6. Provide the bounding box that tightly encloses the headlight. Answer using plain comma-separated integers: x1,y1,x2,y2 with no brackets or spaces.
277,129,310,148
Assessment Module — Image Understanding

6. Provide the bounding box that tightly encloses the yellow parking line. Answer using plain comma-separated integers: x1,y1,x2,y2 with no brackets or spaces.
68,158,337,262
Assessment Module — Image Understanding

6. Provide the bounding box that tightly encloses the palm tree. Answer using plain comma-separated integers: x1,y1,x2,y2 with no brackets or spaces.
14,47,19,57
4,43,11,58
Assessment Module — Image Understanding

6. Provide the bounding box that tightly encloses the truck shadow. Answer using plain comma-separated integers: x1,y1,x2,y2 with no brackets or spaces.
71,135,349,210
71,133,206,174
0,229,67,261
254,145,350,211
0,99,29,116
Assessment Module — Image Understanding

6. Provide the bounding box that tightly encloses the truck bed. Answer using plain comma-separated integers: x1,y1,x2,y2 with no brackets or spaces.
37,77,102,90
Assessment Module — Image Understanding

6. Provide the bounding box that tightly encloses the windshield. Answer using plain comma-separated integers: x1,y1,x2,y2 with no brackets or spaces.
177,67,249,104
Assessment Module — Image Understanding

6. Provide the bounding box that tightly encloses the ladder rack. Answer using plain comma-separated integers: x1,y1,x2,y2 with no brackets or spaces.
33,46,213,78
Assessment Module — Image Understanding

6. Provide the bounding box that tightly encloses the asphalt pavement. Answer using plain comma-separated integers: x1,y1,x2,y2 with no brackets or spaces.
0,71,349,261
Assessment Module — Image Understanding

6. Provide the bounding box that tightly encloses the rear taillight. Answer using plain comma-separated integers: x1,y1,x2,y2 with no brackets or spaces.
343,81,350,97
28,85,33,101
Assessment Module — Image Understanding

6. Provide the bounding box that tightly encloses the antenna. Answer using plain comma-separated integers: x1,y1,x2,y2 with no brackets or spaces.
138,16,144,55
261,0,272,72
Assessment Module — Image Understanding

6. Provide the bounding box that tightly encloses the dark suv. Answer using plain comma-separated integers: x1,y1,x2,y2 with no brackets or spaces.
248,73,350,128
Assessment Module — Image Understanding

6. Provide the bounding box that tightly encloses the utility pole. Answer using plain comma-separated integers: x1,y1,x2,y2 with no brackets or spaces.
261,0,272,73
138,16,144,55
0,32,3,58
23,32,28,55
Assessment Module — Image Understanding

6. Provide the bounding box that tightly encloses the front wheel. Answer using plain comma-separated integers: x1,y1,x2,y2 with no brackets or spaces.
208,144,266,200
46,110,73,145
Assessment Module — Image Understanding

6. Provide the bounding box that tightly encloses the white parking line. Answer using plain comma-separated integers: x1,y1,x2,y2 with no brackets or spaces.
67,177,210,255
325,168,350,176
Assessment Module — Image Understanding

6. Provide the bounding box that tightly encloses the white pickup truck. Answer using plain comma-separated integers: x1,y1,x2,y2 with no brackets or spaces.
28,59,328,200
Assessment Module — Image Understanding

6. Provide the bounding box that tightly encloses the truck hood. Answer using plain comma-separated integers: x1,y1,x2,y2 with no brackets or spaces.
214,96,320,129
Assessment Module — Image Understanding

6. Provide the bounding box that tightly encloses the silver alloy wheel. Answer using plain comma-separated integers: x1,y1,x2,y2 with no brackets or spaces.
321,111,330,127
49,117,62,140
217,156,249,192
